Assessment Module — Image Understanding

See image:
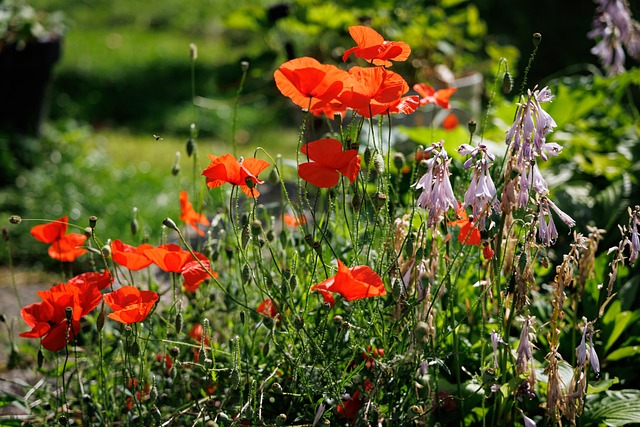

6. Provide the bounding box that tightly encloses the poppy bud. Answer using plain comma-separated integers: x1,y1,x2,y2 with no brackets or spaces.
97,310,105,333
2,227,8,242
393,152,405,171
189,43,198,61
129,339,139,357
241,223,250,248
172,151,181,176
131,207,139,236
175,312,183,335
163,217,179,232
251,220,262,237
351,192,362,212
373,154,385,174
468,120,477,136
89,216,98,229
38,348,44,369
532,33,542,47
267,166,279,185
8,215,21,224
244,177,256,190
266,229,275,242
0,314,6,323
186,138,196,157
502,72,513,94
313,240,322,256
364,146,372,166
241,264,251,284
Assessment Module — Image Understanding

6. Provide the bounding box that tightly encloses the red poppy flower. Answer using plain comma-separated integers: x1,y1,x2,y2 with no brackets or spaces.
103,286,159,324
256,298,279,319
364,95,420,118
111,240,154,271
30,216,87,262
179,191,210,236
447,204,481,246
311,260,386,301
342,26,411,67
202,154,270,198
181,257,217,293
274,57,349,111
337,390,363,420
298,138,361,188
189,323,210,346
413,83,456,109
282,213,306,227
442,113,459,130
345,67,409,115
20,281,102,351
67,270,112,290
483,241,495,260
143,244,196,273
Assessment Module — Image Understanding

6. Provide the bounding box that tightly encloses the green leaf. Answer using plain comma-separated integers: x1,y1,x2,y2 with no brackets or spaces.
588,391,640,426
606,346,640,362
587,377,619,395
604,310,640,353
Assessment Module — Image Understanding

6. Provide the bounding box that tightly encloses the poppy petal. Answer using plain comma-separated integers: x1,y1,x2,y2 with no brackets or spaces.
298,162,341,188
30,216,68,244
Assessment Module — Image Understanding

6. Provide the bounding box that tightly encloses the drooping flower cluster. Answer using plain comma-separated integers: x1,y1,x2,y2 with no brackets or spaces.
414,141,457,227
504,86,575,245
457,142,499,230
588,0,640,75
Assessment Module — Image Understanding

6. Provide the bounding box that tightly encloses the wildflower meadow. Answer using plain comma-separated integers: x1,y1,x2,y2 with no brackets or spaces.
1,1,640,426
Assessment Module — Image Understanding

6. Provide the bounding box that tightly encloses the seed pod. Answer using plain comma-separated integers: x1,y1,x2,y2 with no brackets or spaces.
174,312,183,335
250,220,262,237
241,264,251,284
9,215,22,224
186,138,196,157
130,207,139,236
364,146,372,166
163,217,179,232
533,32,542,47
89,216,98,229
171,151,181,176
393,152,405,171
468,120,477,135
97,310,105,333
502,72,513,94
373,153,385,174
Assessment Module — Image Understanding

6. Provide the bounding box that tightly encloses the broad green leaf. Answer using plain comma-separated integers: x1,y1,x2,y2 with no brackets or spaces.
605,310,640,353
587,377,619,395
589,395,640,426
606,346,640,362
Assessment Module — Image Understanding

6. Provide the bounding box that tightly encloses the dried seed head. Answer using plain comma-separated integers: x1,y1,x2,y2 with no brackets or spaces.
8,215,21,224
84,227,92,238
533,33,542,47
468,120,477,135
89,216,98,229
189,43,198,61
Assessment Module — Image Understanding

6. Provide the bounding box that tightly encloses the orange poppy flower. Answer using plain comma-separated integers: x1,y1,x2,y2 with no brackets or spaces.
202,154,270,198
181,257,217,293
256,298,279,319
442,113,459,130
274,57,350,111
67,270,112,290
20,280,102,351
345,66,409,114
413,83,456,109
363,95,420,118
337,390,363,420
482,241,495,260
282,213,307,227
179,191,210,236
111,240,154,271
311,260,386,301
143,244,195,273
342,26,411,67
298,138,361,188
103,286,159,324
30,216,87,262
447,204,481,246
